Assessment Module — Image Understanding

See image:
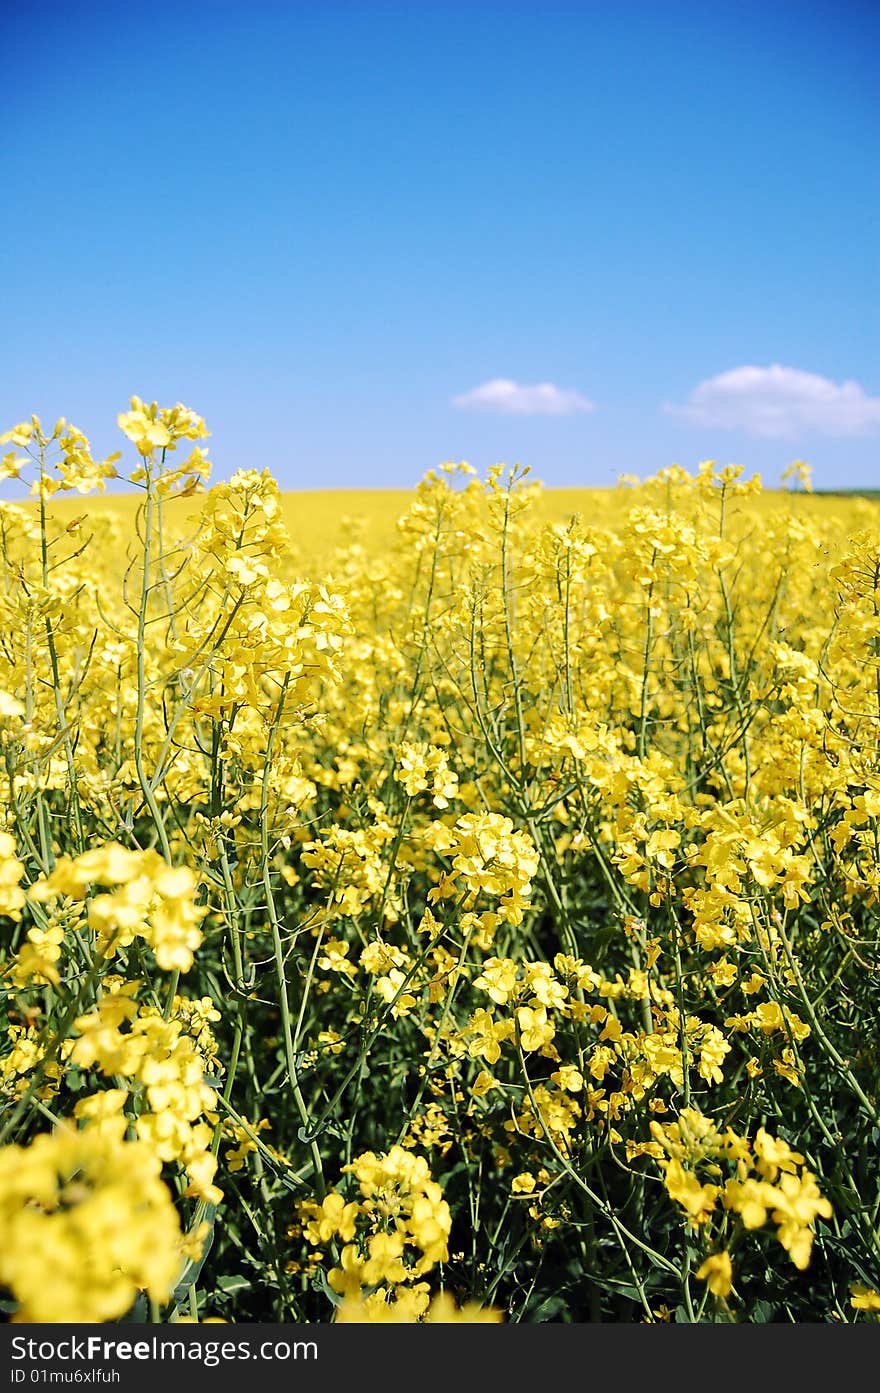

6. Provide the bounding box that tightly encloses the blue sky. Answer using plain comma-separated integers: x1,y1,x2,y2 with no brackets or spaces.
2,0,878,492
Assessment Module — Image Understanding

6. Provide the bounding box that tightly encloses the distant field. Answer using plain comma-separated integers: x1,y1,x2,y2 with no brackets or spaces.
39,488,425,566
20,481,880,574
20,486,627,570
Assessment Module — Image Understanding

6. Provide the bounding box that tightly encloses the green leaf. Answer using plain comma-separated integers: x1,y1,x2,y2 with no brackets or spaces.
313,1269,342,1308
524,1293,571,1322
170,1203,217,1307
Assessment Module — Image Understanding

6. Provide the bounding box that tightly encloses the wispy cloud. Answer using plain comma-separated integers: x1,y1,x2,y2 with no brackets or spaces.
451,378,595,416
664,364,880,438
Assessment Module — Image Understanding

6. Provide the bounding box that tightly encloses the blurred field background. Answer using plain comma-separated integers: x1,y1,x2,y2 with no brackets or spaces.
31,484,880,577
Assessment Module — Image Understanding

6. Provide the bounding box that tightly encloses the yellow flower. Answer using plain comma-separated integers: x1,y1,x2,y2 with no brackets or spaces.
30,844,206,972
0,1124,184,1322
851,1285,880,1312
511,1172,537,1194
696,1251,733,1298
425,1292,504,1322
516,1005,555,1052
300,1192,360,1246
767,1171,833,1270
724,1178,773,1230
781,458,813,493
117,398,171,455
473,956,520,1005
0,832,26,920
663,1159,720,1226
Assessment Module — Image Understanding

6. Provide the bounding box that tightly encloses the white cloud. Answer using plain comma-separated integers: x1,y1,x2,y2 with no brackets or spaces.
451,378,595,416
664,364,880,438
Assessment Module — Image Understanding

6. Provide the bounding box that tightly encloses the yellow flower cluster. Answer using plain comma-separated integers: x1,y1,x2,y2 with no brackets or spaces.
1,415,121,498
28,842,206,973
0,1122,185,1322
334,1290,503,1323
395,740,459,808
118,396,210,495
69,981,223,1204
429,812,539,927
296,1145,484,1320
0,830,26,920
649,1107,833,1284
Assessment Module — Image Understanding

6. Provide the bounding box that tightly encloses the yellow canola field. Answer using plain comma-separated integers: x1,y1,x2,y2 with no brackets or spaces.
36,478,878,575
3,401,880,1326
